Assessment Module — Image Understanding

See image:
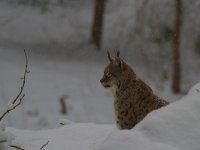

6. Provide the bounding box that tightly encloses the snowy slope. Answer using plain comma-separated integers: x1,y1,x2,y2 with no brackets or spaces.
5,82,200,150
101,84,200,150
0,0,199,134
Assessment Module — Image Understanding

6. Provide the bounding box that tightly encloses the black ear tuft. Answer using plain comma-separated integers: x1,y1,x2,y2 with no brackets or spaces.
107,51,110,58
107,51,113,63
116,51,120,57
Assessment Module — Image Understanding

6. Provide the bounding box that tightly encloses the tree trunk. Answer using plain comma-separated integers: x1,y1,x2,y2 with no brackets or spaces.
59,95,68,115
172,0,182,93
91,0,106,49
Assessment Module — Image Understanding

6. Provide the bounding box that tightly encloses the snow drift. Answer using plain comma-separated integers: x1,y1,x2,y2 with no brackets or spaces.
4,82,200,150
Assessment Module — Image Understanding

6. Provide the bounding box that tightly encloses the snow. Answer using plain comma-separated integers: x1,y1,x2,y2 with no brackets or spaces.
0,48,182,130
0,123,14,150
99,87,200,150
0,0,200,149
0,49,114,129
58,118,74,125
0,2,93,50
188,82,200,95
9,123,116,150
5,83,200,150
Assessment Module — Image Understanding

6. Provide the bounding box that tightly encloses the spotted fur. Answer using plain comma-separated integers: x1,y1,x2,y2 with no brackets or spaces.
100,52,169,129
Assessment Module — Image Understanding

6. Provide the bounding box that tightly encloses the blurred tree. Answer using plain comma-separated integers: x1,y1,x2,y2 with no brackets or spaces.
172,0,182,93
195,35,200,55
91,0,106,49
59,95,68,115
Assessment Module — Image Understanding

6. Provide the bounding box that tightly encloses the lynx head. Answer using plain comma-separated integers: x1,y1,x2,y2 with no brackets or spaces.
100,51,135,92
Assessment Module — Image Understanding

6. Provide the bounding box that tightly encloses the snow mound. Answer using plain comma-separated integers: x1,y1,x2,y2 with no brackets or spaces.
7,83,200,150
0,123,14,150
101,90,200,150
188,82,200,95
9,123,116,150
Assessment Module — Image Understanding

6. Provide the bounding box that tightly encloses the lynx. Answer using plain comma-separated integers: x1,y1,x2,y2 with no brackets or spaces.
100,51,169,129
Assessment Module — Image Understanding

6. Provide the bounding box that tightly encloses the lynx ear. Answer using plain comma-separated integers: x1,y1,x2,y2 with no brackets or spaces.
115,58,125,70
107,51,113,63
115,51,124,70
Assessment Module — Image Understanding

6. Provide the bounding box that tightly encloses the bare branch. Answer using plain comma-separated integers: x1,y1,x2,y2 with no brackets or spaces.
9,141,49,150
0,50,29,121
9,145,25,150
0,140,7,143
40,141,49,150
13,49,28,104
0,94,25,121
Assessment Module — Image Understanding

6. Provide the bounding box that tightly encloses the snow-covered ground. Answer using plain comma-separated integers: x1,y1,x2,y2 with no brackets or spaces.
0,1,200,149
0,48,182,130
0,49,113,129
1,82,199,150
0,2,183,129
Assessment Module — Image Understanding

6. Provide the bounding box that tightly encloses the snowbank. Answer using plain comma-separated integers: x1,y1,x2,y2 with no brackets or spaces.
101,83,200,150
9,123,116,150
5,82,200,150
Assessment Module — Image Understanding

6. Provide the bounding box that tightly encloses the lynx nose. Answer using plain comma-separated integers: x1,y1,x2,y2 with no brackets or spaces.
100,78,104,83
100,76,106,84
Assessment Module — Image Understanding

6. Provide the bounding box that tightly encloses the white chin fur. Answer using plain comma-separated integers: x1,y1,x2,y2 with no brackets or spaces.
108,85,117,95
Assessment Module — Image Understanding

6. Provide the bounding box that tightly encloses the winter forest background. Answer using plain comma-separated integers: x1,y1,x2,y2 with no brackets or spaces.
0,0,200,134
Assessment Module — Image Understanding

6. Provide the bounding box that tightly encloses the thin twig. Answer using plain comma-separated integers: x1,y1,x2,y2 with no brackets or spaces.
0,50,28,121
0,94,25,121
13,49,28,104
9,145,25,150
0,140,7,143
40,141,49,150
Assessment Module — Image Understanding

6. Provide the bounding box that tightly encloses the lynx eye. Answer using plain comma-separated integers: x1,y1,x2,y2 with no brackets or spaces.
106,72,111,77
